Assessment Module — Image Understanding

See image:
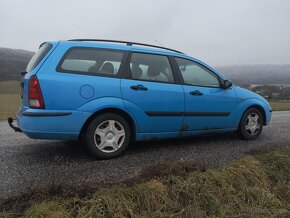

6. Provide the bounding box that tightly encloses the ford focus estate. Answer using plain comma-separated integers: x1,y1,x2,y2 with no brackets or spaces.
8,39,272,159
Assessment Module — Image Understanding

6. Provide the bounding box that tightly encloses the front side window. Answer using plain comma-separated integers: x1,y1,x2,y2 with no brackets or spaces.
130,53,175,83
175,58,220,87
58,48,124,76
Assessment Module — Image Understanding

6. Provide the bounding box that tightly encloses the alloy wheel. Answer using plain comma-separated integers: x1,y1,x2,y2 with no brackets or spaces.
245,113,261,136
94,120,125,153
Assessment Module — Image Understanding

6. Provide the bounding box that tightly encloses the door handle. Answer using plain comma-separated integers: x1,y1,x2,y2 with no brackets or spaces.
190,90,203,96
130,84,148,91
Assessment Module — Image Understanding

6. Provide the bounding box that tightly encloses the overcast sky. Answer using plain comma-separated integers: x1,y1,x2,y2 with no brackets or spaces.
0,0,289,66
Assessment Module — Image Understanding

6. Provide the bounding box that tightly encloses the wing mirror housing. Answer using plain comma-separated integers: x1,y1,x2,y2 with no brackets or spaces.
221,79,233,89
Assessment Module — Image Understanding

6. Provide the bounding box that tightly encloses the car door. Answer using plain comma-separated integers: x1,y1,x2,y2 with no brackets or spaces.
121,52,184,134
174,57,237,133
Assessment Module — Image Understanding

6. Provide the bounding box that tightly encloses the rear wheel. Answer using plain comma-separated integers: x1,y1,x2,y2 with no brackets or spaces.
85,113,131,159
238,108,263,140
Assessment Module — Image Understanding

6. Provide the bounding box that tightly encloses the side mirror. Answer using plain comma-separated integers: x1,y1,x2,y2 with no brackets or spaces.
222,79,232,89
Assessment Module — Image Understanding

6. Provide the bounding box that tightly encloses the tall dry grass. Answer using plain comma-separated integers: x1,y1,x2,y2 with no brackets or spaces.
1,149,289,217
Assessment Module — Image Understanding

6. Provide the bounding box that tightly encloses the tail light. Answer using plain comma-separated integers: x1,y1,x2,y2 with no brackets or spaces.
29,76,45,109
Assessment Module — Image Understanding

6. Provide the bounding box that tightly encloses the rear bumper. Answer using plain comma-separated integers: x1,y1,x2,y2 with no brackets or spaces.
17,108,92,140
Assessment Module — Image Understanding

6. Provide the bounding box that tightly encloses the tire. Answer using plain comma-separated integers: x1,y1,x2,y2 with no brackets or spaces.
237,108,264,140
85,113,131,159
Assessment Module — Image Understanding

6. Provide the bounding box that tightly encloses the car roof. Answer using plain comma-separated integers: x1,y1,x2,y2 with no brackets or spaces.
54,40,188,57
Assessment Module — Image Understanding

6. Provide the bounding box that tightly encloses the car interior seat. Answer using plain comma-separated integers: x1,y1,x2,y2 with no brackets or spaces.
132,65,143,79
100,62,114,74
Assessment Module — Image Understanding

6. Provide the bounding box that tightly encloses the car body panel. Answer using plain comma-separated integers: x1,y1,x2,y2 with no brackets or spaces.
17,108,92,140
121,79,185,133
233,86,272,126
182,85,237,131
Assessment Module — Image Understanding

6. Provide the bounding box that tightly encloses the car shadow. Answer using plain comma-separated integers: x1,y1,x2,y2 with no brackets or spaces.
129,133,239,151
25,132,240,162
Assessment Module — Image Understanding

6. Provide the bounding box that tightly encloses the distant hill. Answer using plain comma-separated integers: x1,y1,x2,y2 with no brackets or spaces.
0,47,34,81
0,47,289,86
216,65,290,87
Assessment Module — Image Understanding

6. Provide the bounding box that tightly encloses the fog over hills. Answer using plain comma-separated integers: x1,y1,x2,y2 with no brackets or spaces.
0,47,34,81
0,47,290,86
216,65,290,86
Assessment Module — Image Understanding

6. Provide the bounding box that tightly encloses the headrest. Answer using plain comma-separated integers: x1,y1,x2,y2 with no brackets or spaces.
101,62,114,74
147,63,162,77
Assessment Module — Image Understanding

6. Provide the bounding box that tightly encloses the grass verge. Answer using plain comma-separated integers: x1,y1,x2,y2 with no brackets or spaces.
0,94,21,120
1,149,290,217
270,101,290,111
0,81,20,94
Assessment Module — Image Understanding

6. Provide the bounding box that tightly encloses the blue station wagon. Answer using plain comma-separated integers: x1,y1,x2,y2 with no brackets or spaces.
8,39,272,159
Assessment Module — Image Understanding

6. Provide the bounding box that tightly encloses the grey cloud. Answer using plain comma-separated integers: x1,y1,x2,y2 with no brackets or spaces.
0,0,289,65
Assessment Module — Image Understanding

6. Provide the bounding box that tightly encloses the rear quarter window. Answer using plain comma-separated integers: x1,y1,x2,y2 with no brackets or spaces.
57,47,124,77
26,43,52,72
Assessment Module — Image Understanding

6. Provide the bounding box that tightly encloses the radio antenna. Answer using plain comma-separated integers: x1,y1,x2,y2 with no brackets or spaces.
155,39,163,47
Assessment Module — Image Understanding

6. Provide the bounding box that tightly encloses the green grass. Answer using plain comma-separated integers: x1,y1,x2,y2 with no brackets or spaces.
0,94,21,120
269,101,290,111
1,149,290,217
0,81,21,119
0,81,20,94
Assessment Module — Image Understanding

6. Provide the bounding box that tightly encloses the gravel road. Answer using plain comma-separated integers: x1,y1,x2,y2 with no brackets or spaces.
1,111,290,199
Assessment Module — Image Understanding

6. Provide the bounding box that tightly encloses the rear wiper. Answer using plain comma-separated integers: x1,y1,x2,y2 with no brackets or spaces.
20,71,27,76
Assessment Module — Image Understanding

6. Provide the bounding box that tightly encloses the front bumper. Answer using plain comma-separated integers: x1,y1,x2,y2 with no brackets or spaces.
265,103,272,125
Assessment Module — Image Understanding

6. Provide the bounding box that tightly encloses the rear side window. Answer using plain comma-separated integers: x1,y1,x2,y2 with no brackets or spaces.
26,43,52,72
57,47,124,76
129,53,175,83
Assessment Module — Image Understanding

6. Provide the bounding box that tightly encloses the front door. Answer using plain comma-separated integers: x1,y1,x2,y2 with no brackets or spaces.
174,57,237,132
121,52,184,134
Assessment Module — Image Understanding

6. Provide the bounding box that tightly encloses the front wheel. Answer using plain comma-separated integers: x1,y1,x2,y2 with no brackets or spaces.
85,113,131,159
237,108,264,140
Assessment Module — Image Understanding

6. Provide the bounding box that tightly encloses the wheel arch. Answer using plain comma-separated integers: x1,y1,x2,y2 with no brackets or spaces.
239,104,267,126
246,105,266,125
234,98,269,128
79,108,137,141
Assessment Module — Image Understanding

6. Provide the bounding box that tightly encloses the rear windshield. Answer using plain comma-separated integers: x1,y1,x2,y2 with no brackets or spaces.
26,43,52,72
57,47,124,76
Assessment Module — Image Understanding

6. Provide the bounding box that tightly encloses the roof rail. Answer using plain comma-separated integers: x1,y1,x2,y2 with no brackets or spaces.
67,39,184,54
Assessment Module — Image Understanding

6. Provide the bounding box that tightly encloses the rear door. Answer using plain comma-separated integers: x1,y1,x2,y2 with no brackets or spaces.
121,52,184,134
174,57,237,133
